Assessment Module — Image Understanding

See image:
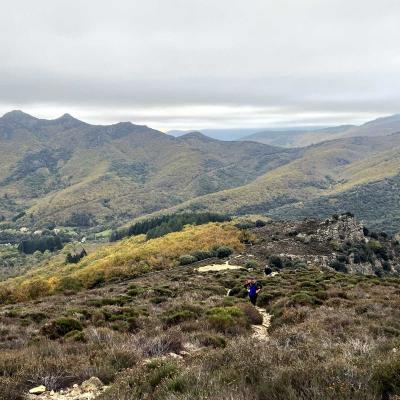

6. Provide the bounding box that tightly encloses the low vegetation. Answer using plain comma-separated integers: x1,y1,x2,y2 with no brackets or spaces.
0,262,399,399
0,222,243,303
0,215,399,399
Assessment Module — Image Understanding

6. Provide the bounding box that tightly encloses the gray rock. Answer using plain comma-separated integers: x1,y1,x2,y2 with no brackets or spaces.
81,377,103,392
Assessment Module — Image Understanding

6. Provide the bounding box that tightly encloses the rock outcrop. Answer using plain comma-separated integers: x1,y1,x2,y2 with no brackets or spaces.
27,377,107,400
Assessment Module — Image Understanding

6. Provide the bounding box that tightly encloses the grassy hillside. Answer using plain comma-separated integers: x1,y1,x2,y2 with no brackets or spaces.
269,174,400,234
0,222,243,302
150,135,400,233
340,113,400,138
0,112,298,230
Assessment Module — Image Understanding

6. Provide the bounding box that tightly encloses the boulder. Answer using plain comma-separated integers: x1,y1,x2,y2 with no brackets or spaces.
81,376,103,392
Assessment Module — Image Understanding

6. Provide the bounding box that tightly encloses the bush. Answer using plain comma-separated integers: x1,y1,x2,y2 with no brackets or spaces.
191,250,214,261
126,286,144,297
127,317,141,332
238,303,263,325
162,310,197,326
336,254,349,264
64,330,86,342
179,254,197,265
352,245,373,264
269,255,283,269
368,239,382,251
57,277,83,293
41,318,83,339
256,292,277,307
382,261,392,272
197,333,227,348
289,292,318,306
65,248,87,264
245,260,259,269
235,220,256,229
255,220,267,228
215,246,233,258
228,286,248,298
372,358,400,398
206,306,248,333
329,260,348,273
25,312,47,323
66,212,94,227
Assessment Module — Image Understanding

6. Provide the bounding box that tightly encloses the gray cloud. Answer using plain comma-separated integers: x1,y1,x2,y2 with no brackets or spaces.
1,0,400,130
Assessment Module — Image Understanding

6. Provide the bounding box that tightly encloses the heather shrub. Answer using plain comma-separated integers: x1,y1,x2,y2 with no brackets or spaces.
206,306,248,334
245,260,259,269
179,254,197,265
215,246,233,258
41,318,83,339
196,332,227,348
238,302,263,325
269,255,283,269
191,250,215,261
329,259,348,273
162,310,197,326
288,291,318,307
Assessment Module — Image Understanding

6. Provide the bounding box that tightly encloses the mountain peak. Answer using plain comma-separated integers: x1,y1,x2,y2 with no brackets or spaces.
60,113,74,119
178,131,215,141
55,113,86,127
57,113,81,121
1,110,38,123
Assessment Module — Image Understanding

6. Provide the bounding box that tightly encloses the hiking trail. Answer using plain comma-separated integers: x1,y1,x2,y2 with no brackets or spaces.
252,306,271,340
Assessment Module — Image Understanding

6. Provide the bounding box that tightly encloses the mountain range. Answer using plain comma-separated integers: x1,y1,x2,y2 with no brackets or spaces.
169,114,400,148
1,110,400,234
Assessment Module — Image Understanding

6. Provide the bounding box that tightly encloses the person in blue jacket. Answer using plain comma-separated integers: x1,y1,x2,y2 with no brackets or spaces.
244,278,262,306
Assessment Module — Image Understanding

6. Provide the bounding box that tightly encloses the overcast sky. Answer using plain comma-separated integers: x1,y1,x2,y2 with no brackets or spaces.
1,0,400,131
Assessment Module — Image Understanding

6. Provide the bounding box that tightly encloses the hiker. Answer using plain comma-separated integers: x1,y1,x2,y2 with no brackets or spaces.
264,265,273,276
244,278,262,305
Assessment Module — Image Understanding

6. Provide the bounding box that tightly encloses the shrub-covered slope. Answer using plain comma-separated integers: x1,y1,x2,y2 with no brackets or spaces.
159,135,400,233
0,217,399,399
0,111,298,229
0,222,243,302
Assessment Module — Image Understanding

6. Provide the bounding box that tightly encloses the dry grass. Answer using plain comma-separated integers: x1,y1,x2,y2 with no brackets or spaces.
0,261,399,399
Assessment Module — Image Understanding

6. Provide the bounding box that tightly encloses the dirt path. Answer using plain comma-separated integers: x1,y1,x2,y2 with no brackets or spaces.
252,306,271,340
197,261,243,272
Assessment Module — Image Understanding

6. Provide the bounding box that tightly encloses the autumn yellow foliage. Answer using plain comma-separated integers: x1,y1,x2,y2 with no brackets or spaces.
0,222,243,303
